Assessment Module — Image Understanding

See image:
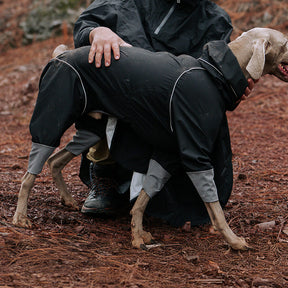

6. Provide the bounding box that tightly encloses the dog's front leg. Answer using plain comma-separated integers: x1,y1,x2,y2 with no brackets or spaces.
47,148,79,210
205,201,250,250
130,189,154,250
13,172,36,228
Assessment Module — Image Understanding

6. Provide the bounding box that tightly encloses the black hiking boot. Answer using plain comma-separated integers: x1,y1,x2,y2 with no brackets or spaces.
81,163,121,215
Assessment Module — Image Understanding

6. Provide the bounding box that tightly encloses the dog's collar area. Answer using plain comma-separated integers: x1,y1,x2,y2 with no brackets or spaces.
198,57,240,109
199,41,248,110
198,58,223,76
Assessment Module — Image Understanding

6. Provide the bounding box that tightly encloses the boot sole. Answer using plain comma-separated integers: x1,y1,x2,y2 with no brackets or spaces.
81,205,116,215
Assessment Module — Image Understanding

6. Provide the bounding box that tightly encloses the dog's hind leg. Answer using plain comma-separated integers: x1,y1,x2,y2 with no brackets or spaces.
13,172,36,228
48,128,102,210
47,148,78,210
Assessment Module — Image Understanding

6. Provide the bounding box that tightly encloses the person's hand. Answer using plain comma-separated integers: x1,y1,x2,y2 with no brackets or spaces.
240,78,258,101
88,27,131,68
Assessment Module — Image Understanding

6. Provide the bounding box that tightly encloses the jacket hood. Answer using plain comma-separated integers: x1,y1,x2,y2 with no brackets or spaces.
198,40,248,111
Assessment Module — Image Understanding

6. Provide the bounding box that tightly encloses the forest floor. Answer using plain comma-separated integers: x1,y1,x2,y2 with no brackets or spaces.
0,0,288,287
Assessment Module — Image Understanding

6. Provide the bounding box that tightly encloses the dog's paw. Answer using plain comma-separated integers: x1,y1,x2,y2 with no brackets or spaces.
132,230,155,250
12,214,32,228
229,236,251,251
60,197,79,211
132,238,147,250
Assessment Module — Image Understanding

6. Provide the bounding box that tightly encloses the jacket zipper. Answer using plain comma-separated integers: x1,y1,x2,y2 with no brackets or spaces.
154,3,176,35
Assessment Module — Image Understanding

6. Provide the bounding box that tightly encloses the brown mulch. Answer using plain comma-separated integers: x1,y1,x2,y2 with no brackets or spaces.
1,0,288,287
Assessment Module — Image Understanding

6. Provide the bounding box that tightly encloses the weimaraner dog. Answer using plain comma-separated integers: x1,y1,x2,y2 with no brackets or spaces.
13,28,288,251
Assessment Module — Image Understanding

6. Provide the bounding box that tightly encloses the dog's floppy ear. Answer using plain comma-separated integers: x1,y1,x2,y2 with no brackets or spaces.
246,38,271,80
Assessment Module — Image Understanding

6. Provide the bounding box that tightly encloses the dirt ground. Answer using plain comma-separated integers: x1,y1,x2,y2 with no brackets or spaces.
1,1,288,287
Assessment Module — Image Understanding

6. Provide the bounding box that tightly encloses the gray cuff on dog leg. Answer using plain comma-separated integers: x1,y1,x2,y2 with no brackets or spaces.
28,142,55,175
187,169,219,203
65,129,101,156
143,159,171,198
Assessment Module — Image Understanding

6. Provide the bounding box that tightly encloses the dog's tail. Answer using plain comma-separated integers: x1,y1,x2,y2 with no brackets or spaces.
52,44,68,58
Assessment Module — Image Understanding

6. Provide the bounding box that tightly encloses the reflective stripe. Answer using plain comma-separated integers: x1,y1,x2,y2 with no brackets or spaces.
199,58,223,76
199,58,239,100
154,4,176,35
52,58,88,115
169,67,205,132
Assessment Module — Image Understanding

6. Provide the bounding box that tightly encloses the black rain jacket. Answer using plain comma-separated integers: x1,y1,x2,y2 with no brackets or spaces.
74,0,232,57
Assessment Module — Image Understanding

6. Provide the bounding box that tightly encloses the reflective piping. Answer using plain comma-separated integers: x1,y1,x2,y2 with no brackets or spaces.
154,4,176,35
199,58,239,100
52,58,88,115
199,58,223,76
169,67,205,132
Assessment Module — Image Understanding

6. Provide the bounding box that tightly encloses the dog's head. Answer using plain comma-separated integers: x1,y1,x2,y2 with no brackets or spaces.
237,28,288,81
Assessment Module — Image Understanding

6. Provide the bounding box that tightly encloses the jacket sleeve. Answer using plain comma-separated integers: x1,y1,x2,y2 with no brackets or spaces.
73,0,124,48
73,0,145,48
171,70,225,202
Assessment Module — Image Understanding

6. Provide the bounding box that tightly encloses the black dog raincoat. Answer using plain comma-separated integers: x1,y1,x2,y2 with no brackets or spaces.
28,40,247,225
